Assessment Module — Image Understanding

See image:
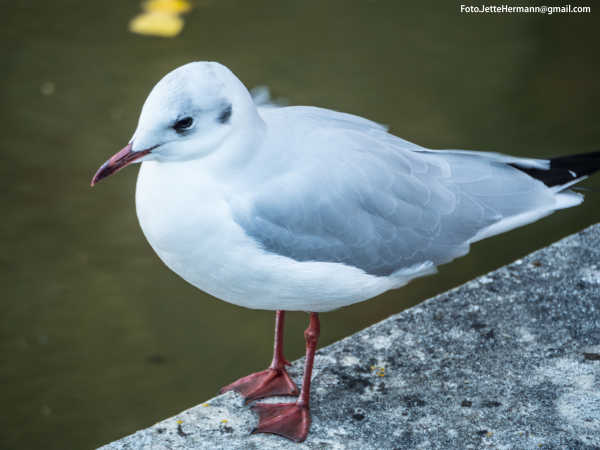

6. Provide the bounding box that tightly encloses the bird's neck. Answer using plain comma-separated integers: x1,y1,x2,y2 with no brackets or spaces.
188,110,265,184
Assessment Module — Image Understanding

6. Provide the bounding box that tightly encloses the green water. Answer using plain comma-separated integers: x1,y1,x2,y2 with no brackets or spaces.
1,1,599,449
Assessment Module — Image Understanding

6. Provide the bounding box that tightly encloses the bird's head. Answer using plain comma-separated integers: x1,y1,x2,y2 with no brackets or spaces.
91,61,256,186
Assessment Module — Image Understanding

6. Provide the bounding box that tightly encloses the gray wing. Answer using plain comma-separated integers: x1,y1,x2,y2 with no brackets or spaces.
233,111,557,277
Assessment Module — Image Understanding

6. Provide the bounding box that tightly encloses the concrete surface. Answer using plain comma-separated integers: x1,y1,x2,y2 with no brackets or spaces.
100,224,600,449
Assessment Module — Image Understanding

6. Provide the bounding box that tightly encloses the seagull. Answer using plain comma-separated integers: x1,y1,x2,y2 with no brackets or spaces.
91,61,600,442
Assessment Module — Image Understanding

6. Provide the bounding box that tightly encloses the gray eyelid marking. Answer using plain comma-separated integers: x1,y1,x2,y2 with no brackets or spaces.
217,104,233,124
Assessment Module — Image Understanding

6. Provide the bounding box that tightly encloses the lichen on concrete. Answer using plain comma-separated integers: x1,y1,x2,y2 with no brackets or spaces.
100,224,600,449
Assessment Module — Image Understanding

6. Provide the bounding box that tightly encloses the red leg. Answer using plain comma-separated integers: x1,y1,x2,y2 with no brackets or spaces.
252,312,320,442
220,310,298,402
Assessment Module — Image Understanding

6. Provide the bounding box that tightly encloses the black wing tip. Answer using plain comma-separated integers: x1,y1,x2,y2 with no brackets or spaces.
510,149,600,187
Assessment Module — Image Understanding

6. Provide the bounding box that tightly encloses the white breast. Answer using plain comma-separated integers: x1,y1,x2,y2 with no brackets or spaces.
135,160,251,299
134,160,401,313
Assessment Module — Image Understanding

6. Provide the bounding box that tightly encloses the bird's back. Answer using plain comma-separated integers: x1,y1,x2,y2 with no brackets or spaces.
233,105,581,278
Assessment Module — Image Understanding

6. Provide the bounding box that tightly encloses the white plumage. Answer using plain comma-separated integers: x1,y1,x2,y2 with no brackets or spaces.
90,61,600,442
113,61,587,312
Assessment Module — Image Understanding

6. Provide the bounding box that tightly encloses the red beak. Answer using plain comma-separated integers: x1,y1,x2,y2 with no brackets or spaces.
90,143,151,186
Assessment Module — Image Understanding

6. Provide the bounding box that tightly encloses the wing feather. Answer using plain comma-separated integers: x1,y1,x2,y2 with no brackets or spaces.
232,107,560,277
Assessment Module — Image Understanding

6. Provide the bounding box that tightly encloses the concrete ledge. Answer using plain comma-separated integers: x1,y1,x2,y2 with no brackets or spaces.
101,224,600,449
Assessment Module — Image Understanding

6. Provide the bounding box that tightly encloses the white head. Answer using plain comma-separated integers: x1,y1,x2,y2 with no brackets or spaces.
91,62,260,185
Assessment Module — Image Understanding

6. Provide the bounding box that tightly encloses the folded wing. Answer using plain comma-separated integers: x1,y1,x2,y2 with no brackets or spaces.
232,108,581,277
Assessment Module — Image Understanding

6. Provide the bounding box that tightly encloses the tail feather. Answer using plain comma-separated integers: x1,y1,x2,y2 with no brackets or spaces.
510,150,600,188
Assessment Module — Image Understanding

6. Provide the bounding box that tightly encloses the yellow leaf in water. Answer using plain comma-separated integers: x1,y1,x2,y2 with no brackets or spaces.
129,11,184,38
144,0,192,14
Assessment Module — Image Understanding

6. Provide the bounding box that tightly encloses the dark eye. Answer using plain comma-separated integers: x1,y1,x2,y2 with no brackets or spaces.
173,116,194,132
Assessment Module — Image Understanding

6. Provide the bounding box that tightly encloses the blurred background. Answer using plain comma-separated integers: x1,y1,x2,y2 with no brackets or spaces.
1,1,599,449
